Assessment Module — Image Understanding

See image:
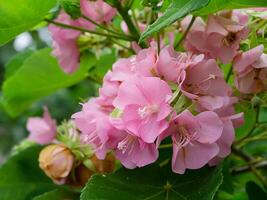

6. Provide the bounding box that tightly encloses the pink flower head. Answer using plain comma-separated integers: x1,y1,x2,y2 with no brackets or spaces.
72,98,119,159
184,15,249,64
156,45,204,82
113,76,172,143
80,0,116,23
233,45,267,94
178,59,232,110
27,107,57,145
49,12,81,74
170,110,223,174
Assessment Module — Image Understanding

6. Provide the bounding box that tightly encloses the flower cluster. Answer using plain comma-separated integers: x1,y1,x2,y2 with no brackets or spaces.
73,36,244,173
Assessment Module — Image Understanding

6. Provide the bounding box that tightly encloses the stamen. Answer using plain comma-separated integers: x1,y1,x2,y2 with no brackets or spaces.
117,135,136,154
138,105,159,119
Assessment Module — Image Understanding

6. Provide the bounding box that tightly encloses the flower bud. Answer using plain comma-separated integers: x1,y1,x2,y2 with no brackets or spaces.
39,144,74,184
91,153,116,173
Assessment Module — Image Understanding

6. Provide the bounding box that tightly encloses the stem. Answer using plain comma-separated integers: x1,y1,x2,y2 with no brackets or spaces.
226,65,233,83
111,39,134,53
232,160,267,175
113,1,147,48
159,144,173,149
175,16,196,49
45,19,133,41
81,15,134,39
232,146,267,187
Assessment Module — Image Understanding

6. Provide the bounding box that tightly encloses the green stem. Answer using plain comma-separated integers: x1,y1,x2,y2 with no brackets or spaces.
111,39,134,53
81,15,134,40
113,1,147,48
159,144,173,149
45,19,133,41
226,65,233,83
175,16,196,49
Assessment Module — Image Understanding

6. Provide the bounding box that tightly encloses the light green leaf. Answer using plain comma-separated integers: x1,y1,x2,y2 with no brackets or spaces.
0,146,56,200
1,48,96,117
4,49,33,80
33,189,79,200
81,164,223,200
195,0,267,16
0,0,57,46
140,0,210,41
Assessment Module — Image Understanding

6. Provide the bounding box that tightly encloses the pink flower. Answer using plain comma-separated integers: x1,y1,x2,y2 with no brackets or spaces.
178,59,232,110
156,45,204,82
113,76,172,143
49,12,81,74
233,45,267,94
72,98,119,159
27,107,57,145
184,15,249,64
80,0,116,23
169,110,223,174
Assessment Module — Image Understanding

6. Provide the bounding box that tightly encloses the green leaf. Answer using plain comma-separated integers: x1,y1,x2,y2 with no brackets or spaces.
0,0,57,46
1,48,96,117
140,0,211,41
195,0,267,16
87,49,116,82
246,181,267,200
60,0,81,19
33,189,79,200
0,146,56,200
4,49,33,80
81,164,223,200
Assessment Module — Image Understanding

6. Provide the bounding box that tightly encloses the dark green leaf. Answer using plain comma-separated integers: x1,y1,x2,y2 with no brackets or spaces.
81,164,223,200
33,189,79,200
1,48,96,117
0,0,57,46
140,0,210,41
246,181,267,200
0,146,56,200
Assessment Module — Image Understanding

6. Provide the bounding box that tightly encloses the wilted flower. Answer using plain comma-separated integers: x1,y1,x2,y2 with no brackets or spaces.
39,144,74,184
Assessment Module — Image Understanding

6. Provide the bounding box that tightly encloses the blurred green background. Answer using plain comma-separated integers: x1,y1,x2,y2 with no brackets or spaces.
0,28,97,164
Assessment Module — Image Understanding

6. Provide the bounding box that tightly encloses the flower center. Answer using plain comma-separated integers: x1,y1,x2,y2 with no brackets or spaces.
117,135,136,154
138,105,159,119
173,125,197,148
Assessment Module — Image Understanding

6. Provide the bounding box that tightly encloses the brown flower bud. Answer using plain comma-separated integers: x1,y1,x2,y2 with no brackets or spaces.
39,144,74,184
91,153,116,174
